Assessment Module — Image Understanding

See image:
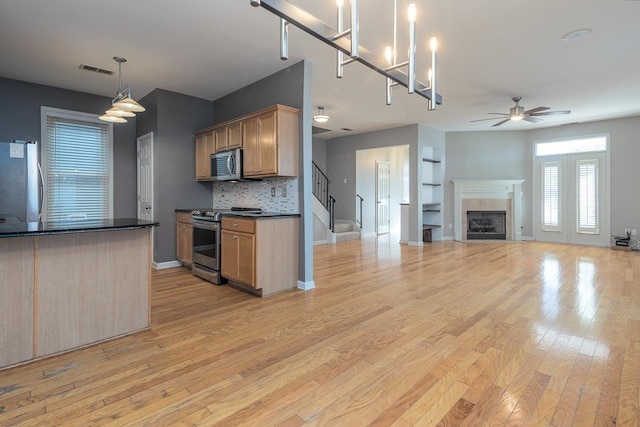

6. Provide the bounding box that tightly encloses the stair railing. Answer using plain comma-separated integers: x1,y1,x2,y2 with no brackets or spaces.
356,194,364,229
312,161,330,209
328,196,336,232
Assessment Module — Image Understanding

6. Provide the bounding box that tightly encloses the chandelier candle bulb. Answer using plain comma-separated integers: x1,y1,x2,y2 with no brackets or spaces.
429,37,437,110
350,0,359,58
408,4,416,94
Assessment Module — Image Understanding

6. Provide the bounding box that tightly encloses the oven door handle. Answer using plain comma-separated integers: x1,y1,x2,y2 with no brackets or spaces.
192,219,220,231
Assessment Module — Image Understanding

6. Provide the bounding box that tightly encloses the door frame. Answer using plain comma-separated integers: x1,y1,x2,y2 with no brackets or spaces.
532,135,610,246
137,132,154,258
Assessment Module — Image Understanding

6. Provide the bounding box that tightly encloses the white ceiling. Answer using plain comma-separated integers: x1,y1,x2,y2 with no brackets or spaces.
1,0,639,139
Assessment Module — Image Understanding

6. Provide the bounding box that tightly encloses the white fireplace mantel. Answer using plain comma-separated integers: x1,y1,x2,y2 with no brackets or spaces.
452,179,525,241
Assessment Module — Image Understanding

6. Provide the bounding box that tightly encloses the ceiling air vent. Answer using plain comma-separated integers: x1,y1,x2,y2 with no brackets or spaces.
79,63,115,76
341,128,354,132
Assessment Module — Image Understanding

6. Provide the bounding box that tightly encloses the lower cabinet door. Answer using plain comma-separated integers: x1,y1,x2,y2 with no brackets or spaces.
221,230,238,281
236,232,256,288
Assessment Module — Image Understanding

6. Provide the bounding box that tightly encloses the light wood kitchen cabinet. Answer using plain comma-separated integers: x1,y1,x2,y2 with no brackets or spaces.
195,130,214,180
242,105,299,178
176,212,193,266
195,104,298,180
215,121,243,152
221,216,299,297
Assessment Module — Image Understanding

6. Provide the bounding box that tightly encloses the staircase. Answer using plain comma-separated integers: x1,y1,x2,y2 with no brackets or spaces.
334,220,361,243
312,161,361,245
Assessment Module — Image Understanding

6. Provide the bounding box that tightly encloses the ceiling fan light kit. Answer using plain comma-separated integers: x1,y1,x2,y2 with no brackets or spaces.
471,96,571,127
99,57,145,124
250,0,442,111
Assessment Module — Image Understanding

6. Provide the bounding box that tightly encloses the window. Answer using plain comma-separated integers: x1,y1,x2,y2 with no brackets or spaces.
41,107,113,222
535,136,607,157
577,159,598,233
542,161,560,231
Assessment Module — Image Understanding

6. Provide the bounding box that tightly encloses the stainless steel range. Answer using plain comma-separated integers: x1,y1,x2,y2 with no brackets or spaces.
191,207,261,284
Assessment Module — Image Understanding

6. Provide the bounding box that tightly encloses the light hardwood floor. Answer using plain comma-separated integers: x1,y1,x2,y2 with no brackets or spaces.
0,238,638,426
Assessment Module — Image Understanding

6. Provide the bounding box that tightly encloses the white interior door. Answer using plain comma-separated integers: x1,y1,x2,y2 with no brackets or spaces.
376,161,390,235
137,133,153,221
534,151,608,246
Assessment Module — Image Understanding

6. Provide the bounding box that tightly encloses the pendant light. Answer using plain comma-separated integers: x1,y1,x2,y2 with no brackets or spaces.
99,57,145,123
313,106,330,123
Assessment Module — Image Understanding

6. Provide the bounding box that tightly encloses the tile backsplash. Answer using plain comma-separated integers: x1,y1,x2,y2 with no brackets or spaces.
211,177,299,213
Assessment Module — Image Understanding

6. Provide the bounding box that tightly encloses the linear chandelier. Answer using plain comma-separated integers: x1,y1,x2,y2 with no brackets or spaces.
99,57,145,124
250,0,442,110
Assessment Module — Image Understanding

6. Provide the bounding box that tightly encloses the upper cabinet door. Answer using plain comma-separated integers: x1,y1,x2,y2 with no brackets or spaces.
195,132,210,180
227,121,243,149
243,117,260,176
257,110,278,176
214,127,228,152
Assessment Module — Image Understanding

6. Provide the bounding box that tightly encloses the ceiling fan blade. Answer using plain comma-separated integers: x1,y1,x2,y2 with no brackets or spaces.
491,118,511,127
487,113,509,116
523,106,549,115
531,110,571,116
523,116,542,123
470,117,504,122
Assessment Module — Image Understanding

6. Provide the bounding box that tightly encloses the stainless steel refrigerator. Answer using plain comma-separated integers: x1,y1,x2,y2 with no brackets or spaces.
0,140,41,223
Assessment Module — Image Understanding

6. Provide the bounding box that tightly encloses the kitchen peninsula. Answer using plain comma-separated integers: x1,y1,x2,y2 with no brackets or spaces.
0,218,157,370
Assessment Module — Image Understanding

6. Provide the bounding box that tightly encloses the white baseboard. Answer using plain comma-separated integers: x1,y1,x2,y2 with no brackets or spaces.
153,260,182,270
297,280,316,291
440,236,454,241
313,240,328,246
522,236,535,241
364,232,377,238
408,241,424,247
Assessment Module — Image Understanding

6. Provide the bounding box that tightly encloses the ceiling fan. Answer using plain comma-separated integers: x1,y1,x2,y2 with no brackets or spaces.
471,96,571,127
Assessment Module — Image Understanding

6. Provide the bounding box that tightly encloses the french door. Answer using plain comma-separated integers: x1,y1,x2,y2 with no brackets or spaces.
376,161,390,235
533,151,609,246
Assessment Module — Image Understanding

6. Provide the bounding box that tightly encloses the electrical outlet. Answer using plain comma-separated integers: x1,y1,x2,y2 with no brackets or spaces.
633,229,637,236
271,186,275,197
281,186,287,197
625,228,631,235
448,223,452,229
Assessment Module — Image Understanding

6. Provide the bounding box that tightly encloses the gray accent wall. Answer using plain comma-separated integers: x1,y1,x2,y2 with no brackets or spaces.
137,89,214,263
312,137,327,173
0,77,137,218
212,61,314,284
444,131,531,238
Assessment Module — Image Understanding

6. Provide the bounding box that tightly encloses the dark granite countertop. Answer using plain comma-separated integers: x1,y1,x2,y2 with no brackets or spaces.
0,218,159,238
175,208,211,213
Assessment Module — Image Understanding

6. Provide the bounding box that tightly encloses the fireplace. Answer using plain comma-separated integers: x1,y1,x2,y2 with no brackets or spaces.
452,180,525,241
467,211,506,240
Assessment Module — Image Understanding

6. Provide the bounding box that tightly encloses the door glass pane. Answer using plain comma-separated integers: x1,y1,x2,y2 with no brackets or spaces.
577,159,598,234
536,136,607,156
542,162,560,231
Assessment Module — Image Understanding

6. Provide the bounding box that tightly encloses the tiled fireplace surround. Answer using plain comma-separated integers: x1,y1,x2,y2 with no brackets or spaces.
452,179,525,241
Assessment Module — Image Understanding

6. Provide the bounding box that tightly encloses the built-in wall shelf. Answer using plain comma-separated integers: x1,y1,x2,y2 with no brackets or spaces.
422,158,441,164
422,145,443,243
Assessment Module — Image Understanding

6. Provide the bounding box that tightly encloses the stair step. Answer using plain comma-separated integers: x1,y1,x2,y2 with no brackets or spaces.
334,222,354,233
335,231,361,243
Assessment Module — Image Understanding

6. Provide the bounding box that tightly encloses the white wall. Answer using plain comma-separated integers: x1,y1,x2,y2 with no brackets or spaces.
355,146,408,235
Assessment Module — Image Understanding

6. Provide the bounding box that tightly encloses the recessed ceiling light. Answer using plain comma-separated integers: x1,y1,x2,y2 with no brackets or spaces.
562,28,591,41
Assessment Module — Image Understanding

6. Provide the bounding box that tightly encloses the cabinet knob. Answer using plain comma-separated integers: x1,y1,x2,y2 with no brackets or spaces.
233,223,238,227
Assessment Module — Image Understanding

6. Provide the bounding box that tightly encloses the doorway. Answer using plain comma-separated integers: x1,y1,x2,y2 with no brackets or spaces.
376,161,390,235
137,132,154,222
533,136,609,246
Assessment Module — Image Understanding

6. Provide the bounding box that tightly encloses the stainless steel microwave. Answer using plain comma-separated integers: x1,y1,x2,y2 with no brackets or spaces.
210,148,242,181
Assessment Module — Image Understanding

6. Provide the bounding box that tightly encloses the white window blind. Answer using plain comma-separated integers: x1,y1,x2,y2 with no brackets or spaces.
542,162,560,231
42,108,113,222
577,159,599,234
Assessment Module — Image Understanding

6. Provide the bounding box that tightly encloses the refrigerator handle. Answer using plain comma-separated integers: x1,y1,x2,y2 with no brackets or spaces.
38,162,45,221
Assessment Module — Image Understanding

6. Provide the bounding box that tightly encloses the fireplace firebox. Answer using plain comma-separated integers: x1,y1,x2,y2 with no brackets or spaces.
467,211,506,240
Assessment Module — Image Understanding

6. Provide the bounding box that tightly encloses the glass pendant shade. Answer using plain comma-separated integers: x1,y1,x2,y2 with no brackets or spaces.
105,107,135,117
99,114,127,123
113,96,146,113
313,106,329,123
